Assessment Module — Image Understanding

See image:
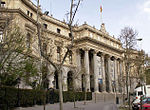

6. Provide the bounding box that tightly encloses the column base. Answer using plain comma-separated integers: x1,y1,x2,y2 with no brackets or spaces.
102,91,107,93
94,91,99,93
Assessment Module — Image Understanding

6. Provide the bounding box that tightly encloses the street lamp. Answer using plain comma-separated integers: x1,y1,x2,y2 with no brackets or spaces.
136,38,143,51
136,38,142,41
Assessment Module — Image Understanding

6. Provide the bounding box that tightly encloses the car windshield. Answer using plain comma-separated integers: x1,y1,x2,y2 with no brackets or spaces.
147,98,150,101
143,98,147,102
142,98,150,104
138,91,143,96
133,92,136,96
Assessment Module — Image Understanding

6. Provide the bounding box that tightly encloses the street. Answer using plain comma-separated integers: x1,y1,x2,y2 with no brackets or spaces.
15,101,119,110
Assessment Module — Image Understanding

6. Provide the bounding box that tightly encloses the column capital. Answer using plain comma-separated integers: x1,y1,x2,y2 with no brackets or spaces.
76,48,81,54
93,49,99,55
105,54,111,59
82,47,90,51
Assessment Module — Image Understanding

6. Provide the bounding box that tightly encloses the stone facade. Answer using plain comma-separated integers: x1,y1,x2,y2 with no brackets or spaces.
0,0,135,94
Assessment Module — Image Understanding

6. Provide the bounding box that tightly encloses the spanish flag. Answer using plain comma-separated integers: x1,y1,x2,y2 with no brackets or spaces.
100,5,102,13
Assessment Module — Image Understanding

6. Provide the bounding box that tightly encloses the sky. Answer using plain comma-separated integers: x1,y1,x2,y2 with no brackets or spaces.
32,0,150,55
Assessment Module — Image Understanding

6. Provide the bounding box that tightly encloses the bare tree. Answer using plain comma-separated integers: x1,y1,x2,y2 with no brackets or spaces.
72,67,87,107
119,27,138,110
0,17,39,87
36,0,83,110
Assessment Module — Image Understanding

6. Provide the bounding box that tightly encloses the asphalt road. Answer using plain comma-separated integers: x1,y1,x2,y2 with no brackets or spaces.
15,101,119,110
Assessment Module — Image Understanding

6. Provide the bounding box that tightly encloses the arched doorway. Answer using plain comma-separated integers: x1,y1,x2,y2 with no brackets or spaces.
54,71,59,89
67,71,73,91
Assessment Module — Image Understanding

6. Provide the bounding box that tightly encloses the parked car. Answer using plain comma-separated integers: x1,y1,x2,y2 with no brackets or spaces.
139,103,150,110
132,97,150,110
132,85,150,110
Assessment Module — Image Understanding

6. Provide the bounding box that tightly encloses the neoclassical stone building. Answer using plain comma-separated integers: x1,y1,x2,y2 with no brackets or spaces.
0,0,126,93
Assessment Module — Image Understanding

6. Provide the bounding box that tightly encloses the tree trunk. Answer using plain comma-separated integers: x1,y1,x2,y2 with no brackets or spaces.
58,70,63,110
73,88,76,108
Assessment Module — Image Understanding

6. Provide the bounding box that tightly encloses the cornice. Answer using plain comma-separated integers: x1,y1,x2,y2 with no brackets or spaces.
25,23,36,32
20,0,42,15
42,29,71,41
75,24,121,45
0,8,37,25
74,37,124,54
41,16,69,30
54,61,76,69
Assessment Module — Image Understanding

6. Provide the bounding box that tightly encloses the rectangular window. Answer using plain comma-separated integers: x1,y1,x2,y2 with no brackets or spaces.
30,13,33,18
69,51,72,64
57,28,61,34
0,2,6,7
43,24,48,29
0,31,3,42
69,33,72,38
27,10,30,16
138,91,143,96
57,46,61,62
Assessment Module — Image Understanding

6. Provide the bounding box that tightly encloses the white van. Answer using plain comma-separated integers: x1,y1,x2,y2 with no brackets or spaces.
133,85,150,104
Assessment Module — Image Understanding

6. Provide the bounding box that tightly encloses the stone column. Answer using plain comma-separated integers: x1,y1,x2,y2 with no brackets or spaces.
114,58,119,93
84,48,90,92
93,50,99,92
76,49,82,91
119,60,123,93
63,76,67,91
101,53,106,92
108,56,112,93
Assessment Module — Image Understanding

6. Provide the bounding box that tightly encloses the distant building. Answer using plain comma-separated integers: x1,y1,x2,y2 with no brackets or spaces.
0,0,144,94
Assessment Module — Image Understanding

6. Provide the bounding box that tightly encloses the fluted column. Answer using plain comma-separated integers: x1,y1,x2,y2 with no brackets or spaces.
101,54,106,92
93,51,99,92
108,56,112,93
84,48,90,92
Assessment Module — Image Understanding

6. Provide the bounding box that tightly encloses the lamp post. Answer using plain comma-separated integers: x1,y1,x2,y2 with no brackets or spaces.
136,38,144,110
137,38,142,41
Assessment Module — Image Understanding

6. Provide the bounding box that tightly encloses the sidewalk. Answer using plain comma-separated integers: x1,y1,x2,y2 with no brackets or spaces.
15,100,119,110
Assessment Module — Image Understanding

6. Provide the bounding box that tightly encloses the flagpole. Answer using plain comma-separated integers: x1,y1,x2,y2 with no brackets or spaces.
100,5,103,24
100,11,103,24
